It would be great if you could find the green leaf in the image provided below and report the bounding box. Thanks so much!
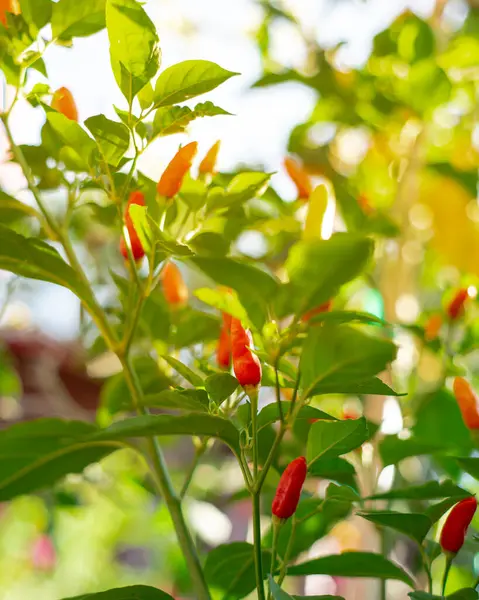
[425,497,463,525]
[153,60,238,107]
[257,403,335,431]
[380,436,448,466]
[457,457,479,480]
[204,542,271,600]
[171,310,220,348]
[47,112,96,168]
[268,576,346,600]
[307,377,402,398]
[153,101,231,138]
[409,590,478,600]
[0,419,122,501]
[140,390,208,412]
[189,232,229,256]
[85,114,130,167]
[189,256,279,329]
[205,373,239,405]
[106,0,160,103]
[308,457,358,489]
[359,510,432,544]
[94,413,240,455]
[288,552,414,587]
[161,355,204,387]
[63,585,174,599]
[307,418,369,465]
[20,0,52,31]
[179,175,208,211]
[138,82,154,110]
[194,100,231,117]
[368,480,471,501]
[0,225,96,313]
[0,192,39,223]
[207,172,272,211]
[300,325,396,400]
[307,310,388,327]
[283,234,374,316]
[51,0,106,40]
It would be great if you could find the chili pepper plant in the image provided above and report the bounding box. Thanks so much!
[1,1,479,599]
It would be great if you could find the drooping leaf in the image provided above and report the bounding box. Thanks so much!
[287,552,414,587]
[153,60,238,107]
[85,114,130,167]
[368,480,471,501]
[300,325,396,399]
[106,0,160,102]
[62,585,174,599]
[0,419,123,501]
[307,418,369,465]
[51,0,106,40]
[93,413,241,456]
[281,233,374,316]
[358,510,432,544]
[204,542,271,600]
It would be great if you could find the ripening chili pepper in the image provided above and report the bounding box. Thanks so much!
[51,87,78,121]
[120,191,146,262]
[447,288,469,320]
[440,496,477,554]
[230,317,262,389]
[157,142,198,199]
[199,140,220,176]
[272,456,307,520]
[453,377,479,430]
[424,313,442,341]
[161,261,188,307]
[0,0,19,26]
[216,312,232,369]
[283,157,312,201]
[302,300,333,322]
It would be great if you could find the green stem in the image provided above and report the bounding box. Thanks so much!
[277,516,297,587]
[442,554,453,596]
[252,491,266,600]
[120,357,211,600]
[180,439,209,499]
[268,518,282,599]
[380,527,387,600]
[274,356,284,424]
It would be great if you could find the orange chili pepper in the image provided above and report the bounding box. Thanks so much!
[283,156,312,201]
[302,300,333,322]
[199,140,220,175]
[120,191,146,262]
[161,261,188,307]
[453,377,479,430]
[216,312,232,369]
[447,288,469,320]
[424,313,442,341]
[358,194,373,215]
[157,142,198,199]
[0,0,19,26]
[230,317,261,389]
[51,87,79,121]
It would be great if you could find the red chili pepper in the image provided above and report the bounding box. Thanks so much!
[199,140,220,175]
[157,142,198,199]
[447,288,469,320]
[453,377,479,430]
[272,456,307,520]
[283,157,312,201]
[120,191,146,261]
[0,0,19,26]
[230,317,261,389]
[161,261,188,307]
[51,87,79,121]
[216,312,232,369]
[302,300,332,322]
[440,496,477,554]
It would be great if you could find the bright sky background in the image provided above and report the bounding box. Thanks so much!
[0,0,444,338]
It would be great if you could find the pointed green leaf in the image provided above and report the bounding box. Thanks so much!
[307,418,368,465]
[47,112,96,168]
[368,480,471,501]
[52,0,106,40]
[85,114,130,166]
[358,510,432,544]
[20,0,52,31]
[269,575,346,600]
[62,585,174,599]
[288,552,414,587]
[106,0,160,102]
[153,60,238,107]
[205,373,239,405]
[207,172,272,211]
[161,355,204,387]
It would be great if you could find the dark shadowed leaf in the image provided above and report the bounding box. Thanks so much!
[62,585,174,599]
[368,480,471,501]
[205,542,271,600]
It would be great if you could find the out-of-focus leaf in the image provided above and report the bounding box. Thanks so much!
[358,510,432,544]
[51,0,105,40]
